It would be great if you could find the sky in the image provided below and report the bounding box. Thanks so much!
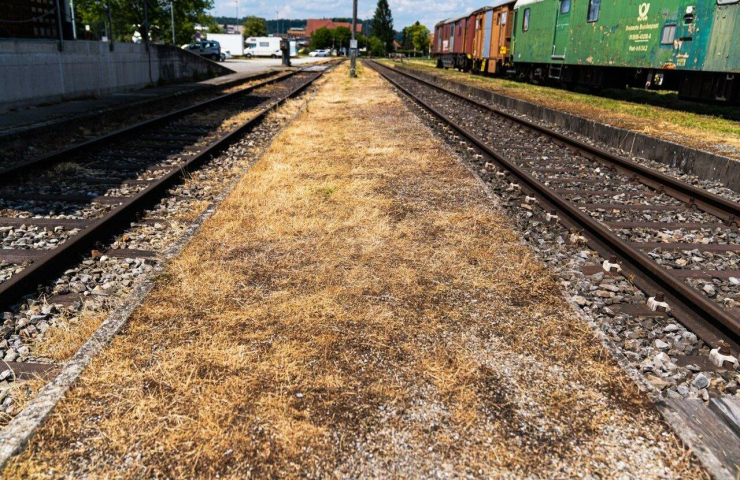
[210,0,494,31]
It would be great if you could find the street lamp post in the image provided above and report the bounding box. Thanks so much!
[69,0,77,39]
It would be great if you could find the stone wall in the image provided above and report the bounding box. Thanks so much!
[0,40,233,111]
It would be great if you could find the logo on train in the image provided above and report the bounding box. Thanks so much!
[638,2,651,21]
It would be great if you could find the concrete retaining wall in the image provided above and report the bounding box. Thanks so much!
[0,40,233,111]
[396,66,740,193]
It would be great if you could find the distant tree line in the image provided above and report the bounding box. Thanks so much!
[73,0,220,45]
[310,0,397,57]
[217,0,428,58]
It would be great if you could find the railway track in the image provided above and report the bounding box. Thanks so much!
[367,59,740,354]
[0,64,330,320]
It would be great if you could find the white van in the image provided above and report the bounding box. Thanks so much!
[245,37,281,58]
[245,37,298,58]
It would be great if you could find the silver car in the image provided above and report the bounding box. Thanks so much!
[184,41,222,61]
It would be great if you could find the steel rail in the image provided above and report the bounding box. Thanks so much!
[373,61,740,224]
[0,68,329,312]
[367,59,740,352]
[0,70,299,184]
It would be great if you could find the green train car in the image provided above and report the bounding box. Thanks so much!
[511,0,740,102]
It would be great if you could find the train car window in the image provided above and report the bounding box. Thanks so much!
[501,12,507,25]
[523,8,530,31]
[561,0,571,14]
[587,0,600,22]
[661,23,676,44]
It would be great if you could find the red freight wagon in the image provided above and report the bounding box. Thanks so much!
[433,15,470,70]
[465,11,477,58]
[434,1,516,75]
[452,16,465,54]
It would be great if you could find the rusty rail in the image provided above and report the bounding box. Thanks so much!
[0,66,331,312]
[367,59,740,352]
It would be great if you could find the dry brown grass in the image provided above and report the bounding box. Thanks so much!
[3,64,707,479]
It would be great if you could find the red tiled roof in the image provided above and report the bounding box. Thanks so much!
[305,19,362,36]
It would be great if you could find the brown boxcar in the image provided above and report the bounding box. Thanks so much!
[452,16,466,55]
[434,15,471,70]
[486,0,515,74]
[437,1,515,75]
[464,11,477,58]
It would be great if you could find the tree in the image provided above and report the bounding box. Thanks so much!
[243,16,267,37]
[310,27,332,50]
[75,0,216,45]
[367,36,384,57]
[371,0,394,54]
[331,26,352,51]
[410,22,430,55]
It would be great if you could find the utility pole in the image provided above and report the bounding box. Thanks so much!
[350,0,357,77]
[54,0,64,50]
[106,0,114,50]
[235,0,239,26]
[170,0,176,45]
[142,0,149,51]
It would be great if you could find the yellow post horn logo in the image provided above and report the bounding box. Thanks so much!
[638,3,650,21]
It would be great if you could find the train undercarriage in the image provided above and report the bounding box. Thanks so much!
[434,56,739,104]
[512,63,739,104]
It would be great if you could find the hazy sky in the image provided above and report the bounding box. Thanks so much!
[210,0,494,30]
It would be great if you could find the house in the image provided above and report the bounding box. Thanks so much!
[287,27,308,40]
[305,19,362,37]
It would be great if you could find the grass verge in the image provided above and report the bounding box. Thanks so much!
[387,59,740,160]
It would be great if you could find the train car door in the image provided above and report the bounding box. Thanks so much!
[496,10,510,58]
[552,0,571,59]
[482,9,494,58]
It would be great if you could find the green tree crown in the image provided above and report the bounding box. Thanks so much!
[243,16,268,37]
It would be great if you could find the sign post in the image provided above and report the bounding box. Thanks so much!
[350,0,358,77]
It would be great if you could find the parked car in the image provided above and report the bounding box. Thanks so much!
[183,40,221,61]
[219,50,232,62]
[309,49,329,57]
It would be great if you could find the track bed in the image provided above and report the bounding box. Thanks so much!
[0,61,706,480]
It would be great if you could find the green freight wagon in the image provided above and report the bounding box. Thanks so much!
[511,0,740,102]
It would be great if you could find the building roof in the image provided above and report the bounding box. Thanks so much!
[305,19,363,36]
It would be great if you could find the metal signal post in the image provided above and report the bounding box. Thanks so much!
[350,0,357,77]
